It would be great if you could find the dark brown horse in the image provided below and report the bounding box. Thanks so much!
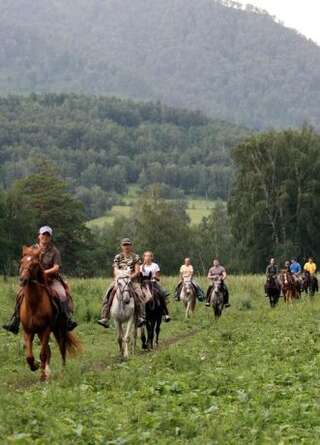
[19,246,80,380]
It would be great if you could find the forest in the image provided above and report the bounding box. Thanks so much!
[1,0,320,129]
[1,126,319,276]
[0,94,248,218]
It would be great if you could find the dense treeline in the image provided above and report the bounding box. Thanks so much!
[0,94,248,218]
[1,128,319,276]
[0,168,232,276]
[1,0,320,128]
[229,127,320,272]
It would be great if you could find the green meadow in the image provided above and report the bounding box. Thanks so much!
[1,275,320,444]
[87,199,216,228]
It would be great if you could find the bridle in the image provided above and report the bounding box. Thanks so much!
[115,276,132,303]
[19,255,44,287]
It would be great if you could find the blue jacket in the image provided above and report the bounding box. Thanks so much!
[290,261,301,274]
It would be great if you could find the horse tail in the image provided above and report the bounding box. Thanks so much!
[53,328,82,364]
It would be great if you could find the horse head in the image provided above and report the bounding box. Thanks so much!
[115,270,132,305]
[19,246,44,287]
[213,277,223,293]
[183,277,193,295]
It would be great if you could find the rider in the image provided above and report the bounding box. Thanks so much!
[290,258,302,275]
[174,258,203,301]
[303,257,319,289]
[3,226,77,334]
[97,238,145,329]
[284,260,291,272]
[174,258,194,300]
[304,257,317,275]
[290,258,302,287]
[265,258,280,295]
[140,251,171,322]
[206,258,230,308]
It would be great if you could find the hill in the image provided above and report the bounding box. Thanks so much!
[0,94,248,218]
[1,0,320,128]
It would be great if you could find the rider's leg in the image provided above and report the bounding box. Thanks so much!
[159,293,171,321]
[3,289,22,334]
[205,285,212,306]
[3,290,23,334]
[154,283,171,321]
[98,285,115,328]
[132,282,146,327]
[175,282,182,301]
[52,280,77,331]
[223,285,231,308]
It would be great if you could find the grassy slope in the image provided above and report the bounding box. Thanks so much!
[1,276,320,444]
[87,199,216,228]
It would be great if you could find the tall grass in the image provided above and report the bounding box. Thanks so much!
[0,275,319,444]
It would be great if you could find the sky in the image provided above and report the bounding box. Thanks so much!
[237,1,320,45]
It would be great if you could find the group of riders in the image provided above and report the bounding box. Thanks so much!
[265,256,318,296]
[2,227,231,335]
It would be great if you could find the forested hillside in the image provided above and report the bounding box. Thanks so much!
[0,94,248,217]
[1,0,320,128]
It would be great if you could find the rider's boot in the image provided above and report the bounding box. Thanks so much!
[159,294,171,322]
[205,286,212,307]
[60,301,77,331]
[224,289,231,308]
[3,307,20,335]
[137,303,146,328]
[98,290,115,328]
[97,317,110,328]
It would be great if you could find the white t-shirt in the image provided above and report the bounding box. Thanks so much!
[141,262,160,278]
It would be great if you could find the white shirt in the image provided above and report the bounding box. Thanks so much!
[141,262,160,278]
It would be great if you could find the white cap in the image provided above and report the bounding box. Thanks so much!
[39,226,53,236]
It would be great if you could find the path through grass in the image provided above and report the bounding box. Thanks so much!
[1,276,320,444]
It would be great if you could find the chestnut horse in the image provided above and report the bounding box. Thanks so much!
[280,271,298,304]
[19,246,80,380]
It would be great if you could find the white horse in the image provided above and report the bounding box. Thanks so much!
[180,277,197,319]
[110,271,136,360]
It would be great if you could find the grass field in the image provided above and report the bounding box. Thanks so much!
[87,199,216,228]
[1,276,320,444]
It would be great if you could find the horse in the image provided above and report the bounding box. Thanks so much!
[19,246,80,381]
[280,271,299,304]
[140,279,163,350]
[180,276,197,319]
[208,277,225,318]
[302,271,318,297]
[110,270,136,360]
[265,275,281,308]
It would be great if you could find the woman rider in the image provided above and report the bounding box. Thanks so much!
[3,226,77,334]
[141,251,171,322]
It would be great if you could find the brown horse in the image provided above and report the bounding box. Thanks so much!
[280,271,298,304]
[19,246,80,380]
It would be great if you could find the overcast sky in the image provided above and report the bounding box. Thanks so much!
[237,1,320,44]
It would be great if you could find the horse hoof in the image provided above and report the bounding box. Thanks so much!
[27,359,40,372]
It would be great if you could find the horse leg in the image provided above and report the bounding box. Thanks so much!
[185,301,190,319]
[38,329,51,381]
[24,332,39,372]
[133,326,137,355]
[155,318,161,347]
[117,322,123,357]
[140,326,148,350]
[123,318,134,360]
[148,319,155,349]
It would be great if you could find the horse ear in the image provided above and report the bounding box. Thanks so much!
[22,246,29,256]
